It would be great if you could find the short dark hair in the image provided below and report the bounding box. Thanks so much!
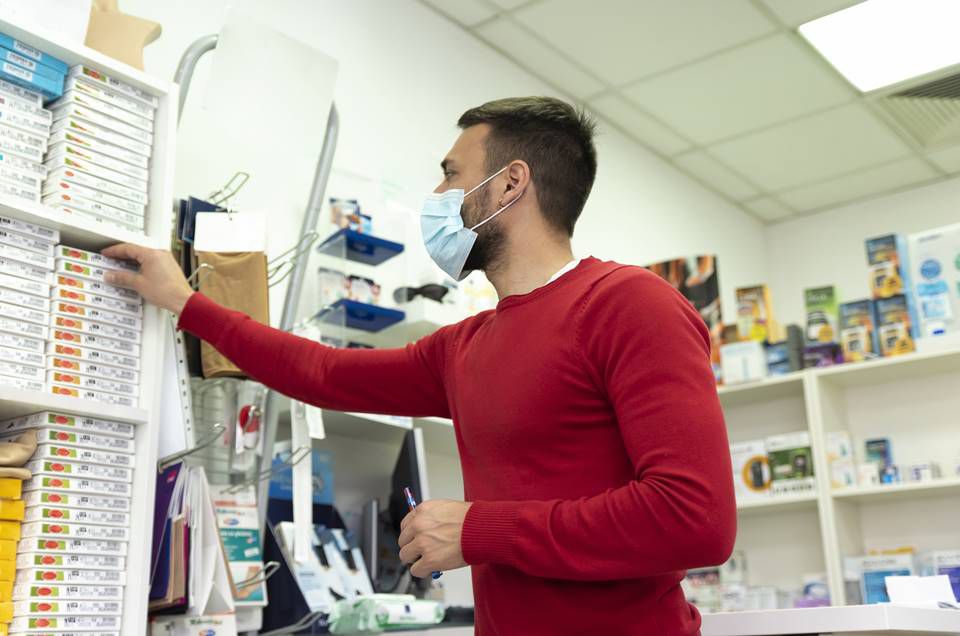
[458,97,597,237]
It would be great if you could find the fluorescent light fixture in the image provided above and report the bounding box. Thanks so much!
[799,0,960,92]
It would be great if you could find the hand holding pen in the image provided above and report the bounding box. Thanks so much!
[403,486,443,579]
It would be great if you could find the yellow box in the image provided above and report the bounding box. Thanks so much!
[0,481,19,501]
[0,542,12,562]
[0,620,7,634]
[0,601,11,622]
[0,523,18,542]
[0,501,23,523]
[0,580,10,602]
[0,562,12,582]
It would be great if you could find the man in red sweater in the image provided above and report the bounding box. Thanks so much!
[105,97,735,635]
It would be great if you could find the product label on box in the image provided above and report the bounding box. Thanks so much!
[12,598,123,615]
[0,241,49,270]
[57,90,153,132]
[10,615,122,630]
[0,412,135,438]
[49,383,137,408]
[50,103,152,146]
[35,445,133,469]
[48,356,139,384]
[54,274,140,302]
[20,521,129,541]
[53,300,141,329]
[17,552,125,571]
[22,490,130,513]
[51,314,140,343]
[54,246,136,272]
[44,154,146,193]
[51,116,151,163]
[0,299,46,324]
[44,176,145,214]
[9,428,135,453]
[48,342,139,371]
[23,475,131,497]
[48,142,149,182]
[17,568,124,586]
[70,65,159,108]
[46,195,145,230]
[52,286,141,318]
[47,370,138,398]
[47,164,148,206]
[0,227,52,256]
[13,582,123,601]
[0,344,42,366]
[0,78,42,108]
[47,127,149,170]
[0,328,43,353]
[0,315,46,339]
[52,328,138,355]
[0,255,50,284]
[25,459,132,483]
[23,504,130,527]
[66,74,155,119]
[0,270,47,297]
[18,537,127,557]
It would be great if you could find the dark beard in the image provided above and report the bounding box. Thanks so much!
[462,184,507,273]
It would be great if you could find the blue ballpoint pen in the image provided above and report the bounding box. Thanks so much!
[404,486,443,579]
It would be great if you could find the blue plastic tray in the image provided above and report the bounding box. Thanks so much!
[316,299,405,333]
[316,229,404,266]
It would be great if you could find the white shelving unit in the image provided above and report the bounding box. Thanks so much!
[0,15,177,636]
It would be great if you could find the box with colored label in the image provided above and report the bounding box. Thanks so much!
[20,520,130,541]
[48,384,137,408]
[12,582,123,601]
[22,475,131,497]
[16,567,125,586]
[0,411,135,438]
[2,427,134,452]
[34,444,133,469]
[44,153,146,194]
[47,127,148,172]
[51,286,141,318]
[858,554,915,604]
[46,165,148,206]
[908,223,960,338]
[10,614,122,631]
[24,504,129,527]
[51,114,151,161]
[12,598,122,617]
[730,439,770,501]
[52,89,152,132]
[68,65,158,109]
[48,356,139,384]
[47,143,149,182]
[18,537,126,556]
[804,286,838,344]
[47,342,139,371]
[0,300,47,326]
[44,173,146,215]
[47,370,138,399]
[52,299,142,330]
[25,458,132,483]
[64,73,154,120]
[50,327,138,356]
[919,550,960,601]
[876,294,916,356]
[50,314,140,343]
[0,34,67,75]
[17,551,125,571]
[838,299,880,362]
[50,102,151,146]
[22,490,130,513]
[53,246,136,273]
[766,431,816,496]
[53,273,139,303]
[0,46,63,83]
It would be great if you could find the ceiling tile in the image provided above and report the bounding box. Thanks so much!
[487,0,531,9]
[622,34,853,145]
[512,0,775,86]
[743,197,795,222]
[709,103,912,191]
[777,157,939,211]
[674,151,760,200]
[926,145,960,173]
[422,0,498,26]
[474,17,606,98]
[761,0,863,28]
[589,94,691,156]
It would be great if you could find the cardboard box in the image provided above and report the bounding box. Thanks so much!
[46,202,144,235]
[12,598,123,617]
[17,536,126,557]
[10,615,122,631]
[0,101,50,136]
[804,286,839,344]
[68,65,158,109]
[766,431,816,496]
[47,370,138,398]
[22,490,130,513]
[0,359,43,382]
[865,438,893,466]
[0,177,38,203]
[839,300,880,362]
[0,314,47,340]
[16,567,125,586]
[46,193,146,229]
[0,128,42,162]
[908,223,960,338]
[16,552,125,572]
[52,286,142,318]
[47,142,149,182]
[0,411,135,439]
[52,89,152,132]
[0,344,42,367]
[0,161,41,194]
[25,458,132,483]
[23,474,131,497]
[50,103,152,146]
[0,61,61,101]
[23,504,130,527]
[2,427,135,453]
[51,114,151,159]
[48,383,137,408]
[0,271,47,298]
[0,46,63,83]
[735,285,778,342]
[48,357,139,384]
[52,274,139,303]
[0,77,41,107]
[0,300,46,325]
[44,175,146,216]
[54,258,132,286]
[46,165,148,206]
[52,299,142,330]
[21,520,129,542]
[876,294,915,356]
[34,443,133,468]
[44,153,147,193]
[47,341,139,371]
[858,554,915,604]
[50,313,140,343]
[919,550,960,601]
[0,329,43,354]
[720,341,767,385]
[0,255,50,284]
[0,34,67,75]
[64,74,154,120]
[0,284,48,312]
[54,246,137,272]
[1,241,54,270]
[730,440,770,501]
[12,582,123,601]
[50,328,139,357]
[0,120,45,153]
[48,127,148,171]
[0,228,53,256]
[0,150,43,180]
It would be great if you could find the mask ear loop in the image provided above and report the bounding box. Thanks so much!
[464,165,508,198]
[470,188,524,231]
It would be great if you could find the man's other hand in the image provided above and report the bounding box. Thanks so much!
[101,243,194,315]
[398,499,471,578]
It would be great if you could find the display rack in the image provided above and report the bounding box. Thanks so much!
[0,13,178,636]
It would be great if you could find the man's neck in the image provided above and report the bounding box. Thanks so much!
[485,239,575,300]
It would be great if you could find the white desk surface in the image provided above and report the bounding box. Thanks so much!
[701,605,960,635]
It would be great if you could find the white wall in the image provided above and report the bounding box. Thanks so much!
[765,176,960,327]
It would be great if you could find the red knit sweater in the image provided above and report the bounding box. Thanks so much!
[178,257,736,635]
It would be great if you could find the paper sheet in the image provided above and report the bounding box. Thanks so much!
[886,575,958,605]
[194,212,268,253]
[157,322,189,460]
[291,409,313,564]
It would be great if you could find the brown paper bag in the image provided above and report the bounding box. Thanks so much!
[195,251,270,378]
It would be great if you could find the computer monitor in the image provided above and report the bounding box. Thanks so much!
[360,498,378,585]
[389,428,430,537]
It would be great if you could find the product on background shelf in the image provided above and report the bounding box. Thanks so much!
[876,294,916,356]
[735,285,780,342]
[907,222,960,339]
[866,234,912,299]
[730,440,770,501]
[766,431,815,496]
[804,286,838,344]
[865,437,893,467]
[858,463,881,487]
[838,300,880,363]
[720,341,767,385]
[329,197,372,233]
[802,342,842,368]
[920,550,960,601]
[905,462,941,483]
[826,431,856,489]
[346,275,380,305]
[765,324,803,376]
[854,554,915,604]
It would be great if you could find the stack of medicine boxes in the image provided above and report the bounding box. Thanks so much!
[0,411,134,632]
[0,474,26,632]
[48,246,142,408]
[0,216,57,394]
[43,66,155,234]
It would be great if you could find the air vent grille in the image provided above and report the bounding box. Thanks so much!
[877,70,960,148]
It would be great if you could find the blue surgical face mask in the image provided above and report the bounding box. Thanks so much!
[420,166,523,281]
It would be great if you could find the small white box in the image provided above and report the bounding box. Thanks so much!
[0,410,135,439]
[47,341,139,371]
[0,147,44,180]
[17,536,127,557]
[0,358,43,382]
[858,463,881,486]
[52,89,153,132]
[0,129,42,161]
[730,439,770,501]
[65,74,155,120]
[0,76,42,107]
[2,427,135,454]
[0,314,47,340]
[44,153,147,193]
[11,598,123,616]
[54,257,126,285]
[0,160,41,192]
[16,566,126,586]
[46,165,147,206]
[52,299,141,330]
[0,270,48,297]
[48,383,137,408]
[0,227,53,256]
[0,299,47,325]
[0,100,50,135]
[33,443,133,470]
[47,142,149,182]
[48,127,148,170]
[54,245,136,272]
[23,473,132,496]
[12,581,124,601]
[0,372,43,392]
[831,459,857,489]
[0,328,44,354]
[68,64,159,108]
[52,273,139,303]
[0,254,51,284]
[48,356,139,384]
[0,121,45,152]
[51,113,151,161]
[50,327,139,357]
[10,615,122,632]
[0,241,52,269]
[47,369,139,398]
[46,191,145,228]
[16,551,126,571]
[44,176,145,216]
[721,341,769,385]
[21,518,130,541]
[22,490,131,512]
[0,344,43,367]
[24,502,131,526]
[0,177,38,203]
[47,202,144,235]
[51,312,140,343]
[0,213,57,243]
[50,102,153,146]
[0,283,49,311]
[52,285,141,318]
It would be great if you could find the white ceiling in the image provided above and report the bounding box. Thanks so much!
[419,0,956,223]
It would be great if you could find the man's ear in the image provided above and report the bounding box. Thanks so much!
[501,160,530,205]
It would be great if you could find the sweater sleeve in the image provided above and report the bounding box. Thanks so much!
[177,292,451,418]
[460,268,736,580]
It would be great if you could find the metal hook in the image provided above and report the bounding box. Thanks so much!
[209,172,250,206]
[260,611,325,636]
[234,560,280,589]
[186,263,215,289]
[224,446,311,494]
[268,232,320,287]
[157,425,226,472]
